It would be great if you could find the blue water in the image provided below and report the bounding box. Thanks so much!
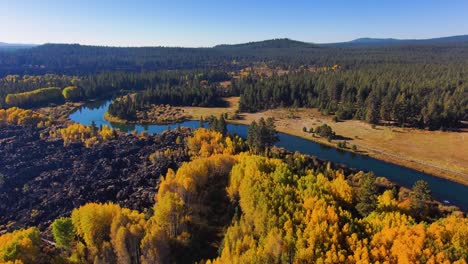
[69,100,468,211]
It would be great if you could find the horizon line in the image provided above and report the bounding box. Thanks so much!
[2,34,467,49]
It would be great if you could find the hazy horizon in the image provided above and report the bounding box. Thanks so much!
[2,0,468,47]
[3,34,468,48]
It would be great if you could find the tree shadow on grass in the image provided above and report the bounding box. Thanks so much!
[334,134,353,140]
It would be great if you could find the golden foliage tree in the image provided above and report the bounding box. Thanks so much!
[140,221,169,264]
[144,153,237,262]
[187,128,236,157]
[0,107,48,128]
[0,227,42,264]
[58,123,116,147]
[71,202,146,264]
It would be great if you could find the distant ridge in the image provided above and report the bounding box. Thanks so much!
[214,38,316,49]
[213,35,468,49]
[351,38,401,43]
[344,35,468,46]
[2,35,467,50]
[0,42,37,46]
[0,42,37,50]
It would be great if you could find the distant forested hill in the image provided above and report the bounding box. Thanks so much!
[214,38,316,49]
[1,37,468,76]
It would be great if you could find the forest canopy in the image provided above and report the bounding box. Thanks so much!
[0,39,467,130]
[1,39,468,76]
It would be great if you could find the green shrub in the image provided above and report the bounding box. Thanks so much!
[62,86,81,101]
[315,124,335,140]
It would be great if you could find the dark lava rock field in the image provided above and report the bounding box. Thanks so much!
[0,125,191,232]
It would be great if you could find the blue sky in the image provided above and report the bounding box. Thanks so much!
[1,0,467,47]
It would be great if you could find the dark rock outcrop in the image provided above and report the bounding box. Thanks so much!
[0,125,190,232]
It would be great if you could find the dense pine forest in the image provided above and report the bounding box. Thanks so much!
[106,71,230,120]
[0,38,467,76]
[1,65,466,130]
[238,64,467,130]
[1,39,467,129]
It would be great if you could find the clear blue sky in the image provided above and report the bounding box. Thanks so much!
[1,0,467,47]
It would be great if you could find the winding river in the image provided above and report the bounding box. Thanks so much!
[69,100,468,211]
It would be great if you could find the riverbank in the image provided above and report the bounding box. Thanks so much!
[67,99,468,210]
[179,97,468,186]
[52,97,467,186]
[248,118,467,186]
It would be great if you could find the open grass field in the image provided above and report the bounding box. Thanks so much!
[181,97,468,185]
[182,97,240,119]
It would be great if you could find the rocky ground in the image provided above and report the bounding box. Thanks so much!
[135,104,191,124]
[105,104,191,124]
[0,124,191,232]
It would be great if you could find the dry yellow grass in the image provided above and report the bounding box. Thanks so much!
[182,97,240,119]
[181,97,468,185]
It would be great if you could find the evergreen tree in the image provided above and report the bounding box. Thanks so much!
[217,115,227,135]
[247,118,278,154]
[199,116,204,128]
[90,120,98,137]
[356,172,378,216]
[410,180,432,219]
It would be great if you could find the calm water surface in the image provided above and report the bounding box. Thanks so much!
[69,100,468,211]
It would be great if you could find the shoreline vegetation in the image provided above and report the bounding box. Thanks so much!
[54,96,466,186]
[237,122,468,186]
[178,97,468,186]
[261,121,468,186]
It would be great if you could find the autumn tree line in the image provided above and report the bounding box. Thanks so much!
[0,120,467,263]
[0,107,117,148]
[1,85,82,109]
[0,74,76,102]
